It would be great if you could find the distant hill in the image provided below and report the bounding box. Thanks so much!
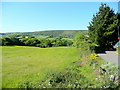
[1,30,88,38]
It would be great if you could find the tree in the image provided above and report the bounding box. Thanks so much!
[61,39,73,46]
[2,37,13,45]
[24,38,40,46]
[2,38,9,45]
[73,34,88,48]
[10,37,22,45]
[38,39,52,48]
[88,3,119,51]
[2,37,21,46]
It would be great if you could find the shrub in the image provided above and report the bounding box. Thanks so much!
[89,53,99,60]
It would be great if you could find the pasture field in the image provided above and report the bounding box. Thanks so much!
[2,46,118,88]
[2,46,79,88]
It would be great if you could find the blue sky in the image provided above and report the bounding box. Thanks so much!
[1,2,118,33]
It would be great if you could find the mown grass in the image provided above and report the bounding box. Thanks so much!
[2,46,79,88]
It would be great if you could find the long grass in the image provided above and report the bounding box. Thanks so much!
[2,46,116,88]
[2,46,79,88]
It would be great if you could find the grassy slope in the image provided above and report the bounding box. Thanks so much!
[2,46,79,88]
[1,30,88,38]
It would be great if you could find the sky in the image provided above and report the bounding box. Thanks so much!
[1,2,118,33]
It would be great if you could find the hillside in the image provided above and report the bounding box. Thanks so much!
[1,30,88,38]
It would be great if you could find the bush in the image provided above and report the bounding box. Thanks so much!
[1,37,73,48]
[116,47,120,54]
[2,37,22,46]
[24,38,40,46]
[38,39,52,48]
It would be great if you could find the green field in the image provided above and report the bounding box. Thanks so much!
[2,46,79,88]
[2,46,118,88]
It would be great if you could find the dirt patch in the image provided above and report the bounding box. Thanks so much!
[94,68,101,76]
[74,62,87,66]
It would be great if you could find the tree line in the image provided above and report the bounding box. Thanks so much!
[0,37,73,48]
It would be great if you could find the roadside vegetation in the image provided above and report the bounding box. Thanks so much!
[116,47,120,54]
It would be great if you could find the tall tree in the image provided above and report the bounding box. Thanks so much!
[88,3,119,51]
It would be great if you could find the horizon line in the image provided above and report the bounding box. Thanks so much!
[0,29,88,33]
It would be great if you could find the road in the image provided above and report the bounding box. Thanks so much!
[97,51,119,65]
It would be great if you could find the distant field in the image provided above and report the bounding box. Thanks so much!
[2,46,79,88]
[1,30,88,38]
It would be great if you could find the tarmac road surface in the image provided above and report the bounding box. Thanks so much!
[97,51,119,65]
